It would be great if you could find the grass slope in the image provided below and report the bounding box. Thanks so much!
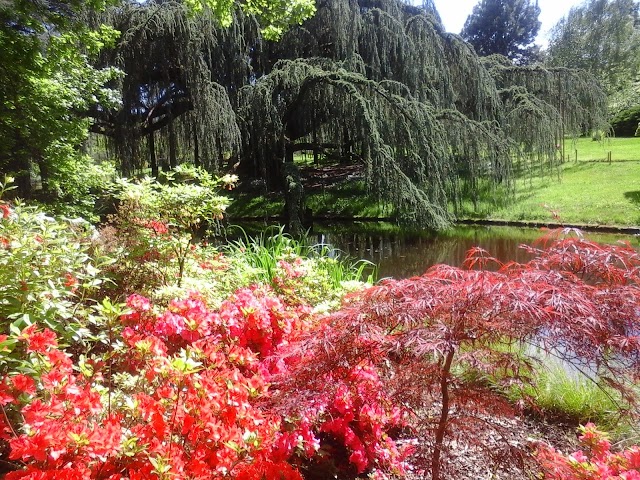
[461,137,640,227]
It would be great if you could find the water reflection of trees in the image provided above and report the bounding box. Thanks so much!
[318,226,634,279]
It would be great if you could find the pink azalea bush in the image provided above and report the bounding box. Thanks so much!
[537,423,640,479]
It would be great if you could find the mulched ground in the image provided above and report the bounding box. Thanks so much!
[299,412,578,479]
[300,163,364,190]
[402,414,578,480]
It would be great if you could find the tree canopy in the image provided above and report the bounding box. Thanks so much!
[87,0,607,230]
[546,0,640,101]
[0,0,609,230]
[0,0,317,199]
[0,0,120,197]
[461,0,541,65]
[182,0,316,39]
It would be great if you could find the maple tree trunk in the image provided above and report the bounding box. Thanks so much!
[432,348,455,480]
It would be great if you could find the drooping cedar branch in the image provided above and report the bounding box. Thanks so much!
[88,1,250,175]
[239,59,455,229]
[483,55,608,163]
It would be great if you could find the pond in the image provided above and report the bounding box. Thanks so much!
[225,221,638,380]
[311,223,639,279]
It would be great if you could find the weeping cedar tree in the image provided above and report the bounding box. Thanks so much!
[88,1,249,176]
[91,0,607,230]
[269,234,640,480]
[461,0,542,65]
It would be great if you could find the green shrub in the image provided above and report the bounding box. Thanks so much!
[223,226,376,308]
[98,166,236,296]
[28,158,119,223]
[609,105,640,137]
[0,178,113,361]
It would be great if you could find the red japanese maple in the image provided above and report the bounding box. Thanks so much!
[270,234,640,480]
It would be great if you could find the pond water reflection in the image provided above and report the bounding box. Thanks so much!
[313,223,638,279]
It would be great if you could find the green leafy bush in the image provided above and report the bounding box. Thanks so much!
[35,159,118,222]
[0,178,112,372]
[98,166,236,297]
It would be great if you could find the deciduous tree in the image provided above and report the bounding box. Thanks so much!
[0,0,120,197]
[546,0,640,99]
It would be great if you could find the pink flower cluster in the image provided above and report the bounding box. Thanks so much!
[538,423,640,479]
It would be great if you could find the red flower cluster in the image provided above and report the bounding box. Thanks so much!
[2,286,409,479]
[0,202,11,219]
[537,423,640,479]
[214,286,311,359]
[144,220,169,235]
[270,358,410,476]
[64,273,79,292]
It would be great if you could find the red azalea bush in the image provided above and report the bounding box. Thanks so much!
[537,423,640,479]
[1,312,286,479]
[1,285,409,479]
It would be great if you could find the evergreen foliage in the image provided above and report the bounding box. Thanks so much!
[91,0,608,229]
[89,2,248,175]
[460,0,541,65]
[483,58,608,166]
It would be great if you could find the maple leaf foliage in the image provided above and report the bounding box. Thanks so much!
[270,235,640,480]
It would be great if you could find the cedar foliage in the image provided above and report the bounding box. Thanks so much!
[269,233,640,479]
[91,0,608,229]
[89,1,249,175]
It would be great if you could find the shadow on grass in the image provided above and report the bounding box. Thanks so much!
[624,191,640,206]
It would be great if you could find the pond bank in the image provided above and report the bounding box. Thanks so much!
[457,218,640,235]
[228,215,640,235]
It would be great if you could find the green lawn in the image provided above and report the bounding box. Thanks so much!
[567,136,640,162]
[461,137,640,227]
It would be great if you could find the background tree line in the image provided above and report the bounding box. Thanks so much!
[3,0,637,230]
